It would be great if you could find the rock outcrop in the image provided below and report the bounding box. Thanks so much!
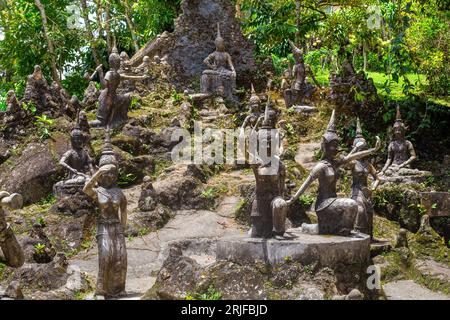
[129,0,256,90]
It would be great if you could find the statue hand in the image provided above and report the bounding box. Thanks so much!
[374,136,381,151]
[286,198,295,206]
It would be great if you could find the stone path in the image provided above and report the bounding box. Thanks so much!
[383,280,450,300]
[295,142,321,171]
[70,197,244,300]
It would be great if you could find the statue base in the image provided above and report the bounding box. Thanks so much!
[381,169,432,185]
[216,228,370,267]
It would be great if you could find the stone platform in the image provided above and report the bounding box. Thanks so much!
[216,229,370,267]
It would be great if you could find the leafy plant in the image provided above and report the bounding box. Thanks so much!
[185,286,222,300]
[34,243,47,255]
[34,114,54,140]
[0,91,6,111]
[118,169,137,187]
[201,187,217,199]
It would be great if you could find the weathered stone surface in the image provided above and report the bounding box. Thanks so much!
[138,164,211,211]
[383,280,450,300]
[0,133,70,204]
[129,0,256,90]
[216,229,370,267]
[421,192,450,217]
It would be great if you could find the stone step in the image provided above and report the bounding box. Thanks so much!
[383,280,450,300]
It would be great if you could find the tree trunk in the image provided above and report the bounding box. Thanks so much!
[123,0,139,52]
[34,0,60,85]
[363,42,367,72]
[80,0,102,67]
[295,0,301,46]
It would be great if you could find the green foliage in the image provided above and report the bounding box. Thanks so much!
[34,243,46,255]
[0,91,6,111]
[201,187,217,199]
[117,169,137,187]
[0,262,5,281]
[185,285,222,300]
[298,194,314,207]
[34,114,54,140]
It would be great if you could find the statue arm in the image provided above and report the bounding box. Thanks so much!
[398,141,417,169]
[83,170,102,200]
[369,164,382,191]
[227,54,236,75]
[92,65,106,88]
[287,165,321,205]
[120,73,148,81]
[204,54,215,69]
[380,144,394,174]
[120,193,127,229]
[59,152,80,176]
[342,136,381,164]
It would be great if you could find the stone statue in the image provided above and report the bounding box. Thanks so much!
[201,23,236,100]
[348,118,382,239]
[283,40,320,108]
[241,84,262,130]
[22,65,51,114]
[54,121,95,198]
[380,106,431,183]
[90,46,148,129]
[248,99,288,239]
[0,192,25,268]
[287,110,381,236]
[83,130,128,298]
[2,90,26,125]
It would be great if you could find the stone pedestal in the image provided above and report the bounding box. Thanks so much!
[216,229,370,267]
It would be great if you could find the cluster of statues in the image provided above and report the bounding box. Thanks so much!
[245,100,426,240]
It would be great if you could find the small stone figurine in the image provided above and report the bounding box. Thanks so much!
[201,23,236,100]
[379,106,430,183]
[53,119,95,198]
[349,118,383,239]
[83,130,128,298]
[287,110,381,236]
[90,45,148,129]
[241,84,262,130]
[0,192,25,268]
[283,40,321,107]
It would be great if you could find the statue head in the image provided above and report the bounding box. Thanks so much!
[70,125,85,150]
[321,110,340,158]
[98,129,118,188]
[33,65,43,80]
[393,105,406,140]
[120,51,129,61]
[352,118,368,151]
[249,84,261,112]
[215,23,225,52]
[109,46,121,71]
[6,90,16,103]
[143,56,150,64]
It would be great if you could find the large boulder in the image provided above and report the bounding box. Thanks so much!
[129,0,256,90]
[0,133,70,204]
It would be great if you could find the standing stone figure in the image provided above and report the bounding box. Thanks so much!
[201,24,236,100]
[287,110,381,236]
[0,192,24,268]
[90,46,147,129]
[283,40,321,108]
[248,100,288,239]
[83,131,128,298]
[380,106,417,178]
[349,118,382,239]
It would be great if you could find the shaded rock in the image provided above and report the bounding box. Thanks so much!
[81,81,100,111]
[0,134,70,204]
[129,0,256,90]
[134,204,174,230]
[138,164,210,211]
[4,281,24,300]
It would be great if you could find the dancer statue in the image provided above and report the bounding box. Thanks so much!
[83,130,128,298]
[287,110,381,236]
[248,99,288,239]
[90,46,148,129]
[349,118,382,239]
